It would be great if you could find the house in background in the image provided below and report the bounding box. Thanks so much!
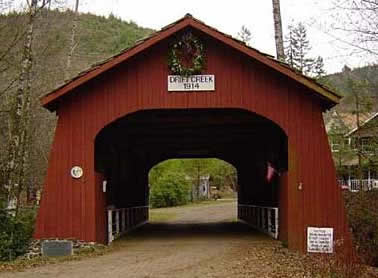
[185,175,211,200]
[326,111,378,191]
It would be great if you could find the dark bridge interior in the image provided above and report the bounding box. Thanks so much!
[95,108,288,209]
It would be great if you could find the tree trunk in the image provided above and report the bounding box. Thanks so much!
[65,0,79,80]
[355,94,364,190]
[3,1,37,215]
[272,0,285,61]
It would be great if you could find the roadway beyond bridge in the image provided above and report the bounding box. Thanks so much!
[2,201,308,278]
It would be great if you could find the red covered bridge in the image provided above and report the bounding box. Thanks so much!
[35,15,350,253]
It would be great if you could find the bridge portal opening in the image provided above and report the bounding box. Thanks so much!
[148,158,237,207]
[94,108,288,243]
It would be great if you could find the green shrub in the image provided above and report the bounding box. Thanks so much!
[0,208,36,261]
[343,190,378,266]
[150,173,190,208]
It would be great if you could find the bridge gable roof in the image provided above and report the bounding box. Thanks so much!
[41,14,341,111]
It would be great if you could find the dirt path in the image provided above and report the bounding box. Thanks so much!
[0,201,306,277]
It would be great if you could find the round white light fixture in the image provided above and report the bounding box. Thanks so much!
[71,166,83,179]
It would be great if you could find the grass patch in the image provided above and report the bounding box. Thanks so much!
[149,210,177,222]
[148,199,236,221]
[149,199,237,222]
[181,199,236,208]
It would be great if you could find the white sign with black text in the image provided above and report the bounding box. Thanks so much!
[307,227,334,253]
[168,75,215,91]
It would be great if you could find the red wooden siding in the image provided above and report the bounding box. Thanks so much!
[35,28,351,252]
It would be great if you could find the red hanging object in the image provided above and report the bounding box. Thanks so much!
[266,162,275,183]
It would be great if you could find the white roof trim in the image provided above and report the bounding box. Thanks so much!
[345,112,378,137]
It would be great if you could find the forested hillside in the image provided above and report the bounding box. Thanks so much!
[326,65,378,113]
[0,9,153,199]
[1,9,153,96]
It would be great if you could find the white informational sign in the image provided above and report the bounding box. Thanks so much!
[307,227,334,253]
[168,75,215,91]
[70,166,83,179]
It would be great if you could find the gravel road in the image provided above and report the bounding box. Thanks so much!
[2,201,374,278]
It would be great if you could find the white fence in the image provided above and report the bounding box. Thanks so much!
[238,205,279,239]
[339,179,378,192]
[107,206,149,244]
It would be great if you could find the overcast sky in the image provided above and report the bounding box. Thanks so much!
[23,0,375,73]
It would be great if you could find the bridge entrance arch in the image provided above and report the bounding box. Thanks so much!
[95,108,287,242]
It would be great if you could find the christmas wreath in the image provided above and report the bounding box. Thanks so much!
[168,32,205,76]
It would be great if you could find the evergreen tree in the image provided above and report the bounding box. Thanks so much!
[313,56,326,78]
[285,22,313,74]
[237,25,252,45]
[284,22,325,77]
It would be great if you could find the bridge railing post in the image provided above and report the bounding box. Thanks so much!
[274,208,279,239]
[121,208,126,233]
[106,205,149,244]
[115,210,120,236]
[108,210,113,244]
[237,204,279,240]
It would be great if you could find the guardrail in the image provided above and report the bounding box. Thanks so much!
[339,179,378,192]
[107,206,149,244]
[238,204,279,239]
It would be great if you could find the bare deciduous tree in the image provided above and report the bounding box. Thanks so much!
[332,0,378,56]
[1,0,52,213]
[0,0,13,13]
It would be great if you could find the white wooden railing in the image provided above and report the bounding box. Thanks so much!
[107,206,149,244]
[339,179,378,192]
[238,205,279,239]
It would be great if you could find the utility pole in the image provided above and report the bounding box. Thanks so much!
[272,0,285,61]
